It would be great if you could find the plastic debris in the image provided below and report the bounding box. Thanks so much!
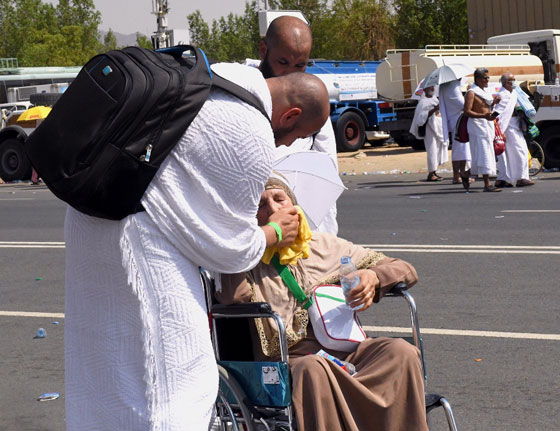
[420,210,427,212]
[52,321,60,325]
[494,216,504,218]
[35,277,42,281]
[354,152,366,159]
[440,238,449,241]
[341,172,348,176]
[35,328,47,338]
[37,392,59,402]
[512,190,523,193]
[409,195,421,199]
[474,358,482,362]
[391,232,397,236]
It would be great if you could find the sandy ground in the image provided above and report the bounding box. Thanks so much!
[337,142,452,177]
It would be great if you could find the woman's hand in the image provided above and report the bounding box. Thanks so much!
[345,269,379,312]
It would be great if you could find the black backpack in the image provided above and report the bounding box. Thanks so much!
[24,45,269,220]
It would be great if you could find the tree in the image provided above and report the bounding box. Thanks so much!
[312,0,395,60]
[103,29,118,52]
[187,1,260,62]
[393,0,468,49]
[136,33,153,49]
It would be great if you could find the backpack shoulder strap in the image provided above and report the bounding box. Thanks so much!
[211,72,271,124]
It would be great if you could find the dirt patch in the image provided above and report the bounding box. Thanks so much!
[337,143,453,176]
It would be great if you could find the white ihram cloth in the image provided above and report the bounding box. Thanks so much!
[494,87,530,183]
[245,58,339,235]
[410,95,449,172]
[467,85,496,175]
[65,62,274,430]
[439,79,471,162]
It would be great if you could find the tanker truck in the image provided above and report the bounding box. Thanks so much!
[306,60,393,152]
[375,43,544,150]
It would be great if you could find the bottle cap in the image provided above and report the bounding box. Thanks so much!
[340,256,351,264]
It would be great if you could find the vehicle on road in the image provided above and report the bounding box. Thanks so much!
[0,59,76,181]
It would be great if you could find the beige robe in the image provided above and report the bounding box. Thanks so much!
[218,233,427,431]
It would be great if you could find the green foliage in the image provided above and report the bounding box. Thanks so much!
[0,0,101,66]
[187,2,260,62]
[103,29,118,52]
[135,33,153,49]
[393,0,468,49]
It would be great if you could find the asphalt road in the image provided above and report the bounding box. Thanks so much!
[0,171,559,431]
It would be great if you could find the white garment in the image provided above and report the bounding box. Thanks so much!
[467,86,496,175]
[467,117,496,175]
[439,80,471,162]
[495,88,529,183]
[245,58,339,235]
[65,63,275,430]
[410,95,449,172]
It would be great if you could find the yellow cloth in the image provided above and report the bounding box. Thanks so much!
[261,206,312,265]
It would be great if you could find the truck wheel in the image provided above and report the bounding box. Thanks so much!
[539,126,560,168]
[29,92,61,107]
[336,112,366,152]
[0,138,32,181]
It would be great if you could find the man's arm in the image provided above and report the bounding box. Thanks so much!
[464,91,494,120]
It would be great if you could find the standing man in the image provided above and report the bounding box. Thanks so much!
[439,78,472,184]
[494,73,534,188]
[247,15,339,234]
[64,64,330,431]
[463,67,501,192]
[410,85,449,181]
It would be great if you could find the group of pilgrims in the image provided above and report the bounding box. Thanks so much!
[410,67,536,192]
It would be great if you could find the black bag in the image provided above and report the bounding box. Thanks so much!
[24,45,268,220]
[418,121,427,138]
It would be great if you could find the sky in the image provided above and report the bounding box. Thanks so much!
[47,0,251,35]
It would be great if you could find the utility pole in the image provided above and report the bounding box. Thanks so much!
[151,0,170,49]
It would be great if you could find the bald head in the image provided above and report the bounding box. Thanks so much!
[266,72,330,147]
[259,16,312,78]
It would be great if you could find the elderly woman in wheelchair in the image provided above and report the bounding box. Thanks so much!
[214,175,428,431]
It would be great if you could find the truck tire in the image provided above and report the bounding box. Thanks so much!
[538,126,560,168]
[0,138,32,181]
[29,92,61,107]
[336,112,366,152]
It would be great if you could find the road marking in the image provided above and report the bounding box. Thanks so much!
[2,242,560,254]
[501,210,560,213]
[357,244,560,254]
[0,311,64,318]
[363,326,560,340]
[0,198,34,201]
[0,241,65,249]
[2,311,558,341]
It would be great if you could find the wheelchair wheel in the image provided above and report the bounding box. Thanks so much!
[210,364,255,431]
[528,140,545,176]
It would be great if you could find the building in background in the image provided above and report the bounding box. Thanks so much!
[467,0,560,44]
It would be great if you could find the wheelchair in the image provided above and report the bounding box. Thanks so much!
[201,269,458,431]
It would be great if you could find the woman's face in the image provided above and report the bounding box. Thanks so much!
[257,188,294,226]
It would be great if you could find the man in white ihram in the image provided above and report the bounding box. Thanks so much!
[409,85,449,181]
[64,63,329,430]
[494,73,535,188]
[439,78,472,184]
[246,15,339,234]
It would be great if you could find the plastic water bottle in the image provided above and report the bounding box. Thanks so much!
[339,256,360,308]
[316,349,357,376]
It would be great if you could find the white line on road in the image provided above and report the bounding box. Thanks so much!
[501,210,560,213]
[0,198,34,201]
[2,311,558,341]
[363,326,560,340]
[0,311,64,318]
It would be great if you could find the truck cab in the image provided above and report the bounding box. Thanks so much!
[488,30,560,167]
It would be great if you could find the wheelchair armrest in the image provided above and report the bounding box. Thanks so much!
[388,282,409,296]
[212,302,274,316]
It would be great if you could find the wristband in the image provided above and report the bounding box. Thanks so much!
[266,222,282,244]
